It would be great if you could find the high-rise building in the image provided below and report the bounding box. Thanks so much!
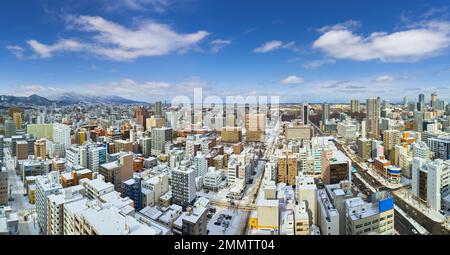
[4,118,16,138]
[296,173,317,225]
[99,153,134,192]
[135,107,150,128]
[303,103,309,125]
[366,98,380,139]
[0,166,7,206]
[151,127,172,155]
[403,96,408,108]
[317,188,339,235]
[418,94,425,111]
[322,103,330,124]
[171,167,196,208]
[345,193,395,235]
[35,171,62,235]
[277,153,299,186]
[383,130,401,160]
[139,137,152,157]
[155,101,163,117]
[245,113,266,142]
[412,158,450,211]
[34,139,47,160]
[427,135,450,160]
[12,112,22,129]
[350,100,360,113]
[53,123,71,149]
[123,176,143,211]
[193,153,208,177]
[16,140,29,160]
[431,92,437,108]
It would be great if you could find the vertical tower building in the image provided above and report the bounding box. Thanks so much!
[366,98,380,139]
[4,118,16,138]
[155,101,163,117]
[350,100,360,113]
[303,103,309,125]
[418,94,425,111]
[430,92,437,108]
[322,103,330,124]
[34,139,47,160]
[53,123,71,149]
[171,167,196,208]
[151,127,172,155]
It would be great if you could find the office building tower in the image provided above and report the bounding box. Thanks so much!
[12,112,22,129]
[322,103,330,124]
[403,96,408,108]
[139,137,152,157]
[4,118,16,138]
[193,153,208,177]
[321,148,351,185]
[135,107,150,128]
[350,100,360,113]
[427,136,450,160]
[303,103,309,125]
[0,136,3,162]
[99,153,134,192]
[171,167,196,208]
[146,116,165,130]
[16,140,28,160]
[87,145,107,172]
[47,186,84,235]
[366,98,380,139]
[383,130,401,160]
[411,141,431,160]
[0,167,7,206]
[245,113,266,142]
[296,174,317,225]
[317,189,339,235]
[345,193,395,235]
[53,123,71,149]
[412,158,450,211]
[277,153,299,186]
[155,101,163,117]
[357,138,372,161]
[418,94,425,111]
[35,171,62,235]
[123,176,143,211]
[431,92,437,108]
[151,127,172,155]
[34,139,47,160]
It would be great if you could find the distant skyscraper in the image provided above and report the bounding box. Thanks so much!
[322,103,330,124]
[155,101,163,117]
[53,123,71,149]
[303,103,309,125]
[350,100,360,113]
[431,92,437,108]
[418,94,425,111]
[366,98,380,139]
[403,96,408,108]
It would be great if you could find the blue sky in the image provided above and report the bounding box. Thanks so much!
[1,0,450,103]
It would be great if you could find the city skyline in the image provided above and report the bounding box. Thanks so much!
[1,0,450,103]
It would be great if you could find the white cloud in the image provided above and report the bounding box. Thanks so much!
[14,85,66,97]
[302,59,336,69]
[210,39,231,53]
[25,15,209,61]
[254,40,283,53]
[280,75,304,85]
[254,40,301,53]
[373,75,395,83]
[27,39,85,58]
[312,20,450,62]
[317,20,361,33]
[6,45,25,59]
[103,0,173,13]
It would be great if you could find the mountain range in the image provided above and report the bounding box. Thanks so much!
[0,93,147,106]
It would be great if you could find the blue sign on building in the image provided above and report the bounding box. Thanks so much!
[378,197,394,213]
